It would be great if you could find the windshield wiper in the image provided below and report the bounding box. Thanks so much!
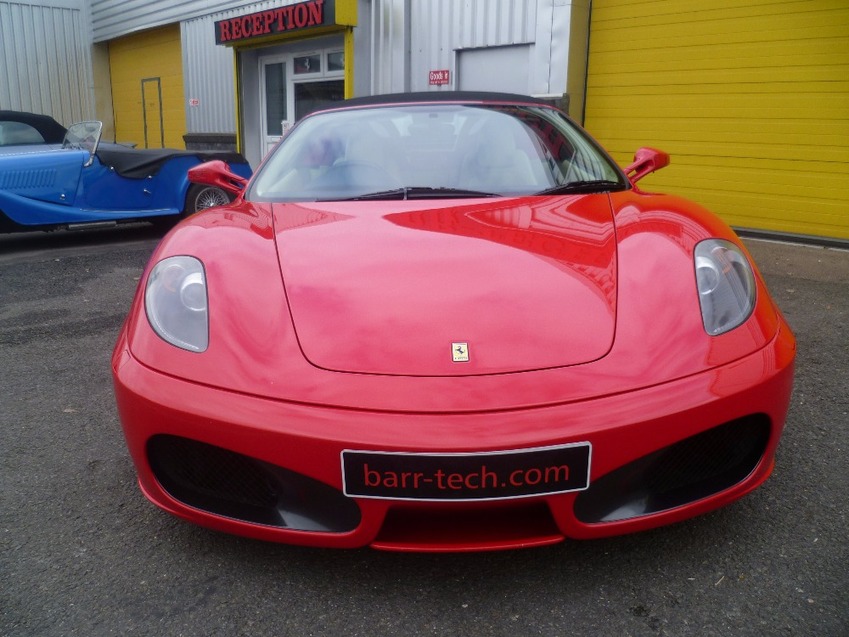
[319,186,501,202]
[404,186,500,199]
[533,180,625,196]
[319,188,407,201]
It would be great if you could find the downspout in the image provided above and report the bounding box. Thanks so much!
[580,0,593,126]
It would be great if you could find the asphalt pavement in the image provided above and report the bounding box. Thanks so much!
[1,227,847,636]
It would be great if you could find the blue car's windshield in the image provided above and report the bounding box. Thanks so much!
[248,103,627,201]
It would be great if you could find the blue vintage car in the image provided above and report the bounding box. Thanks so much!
[0,112,252,232]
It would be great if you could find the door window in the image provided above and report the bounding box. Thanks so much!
[264,62,287,137]
[294,80,345,120]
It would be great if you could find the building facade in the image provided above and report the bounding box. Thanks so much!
[1,0,846,240]
[83,0,589,168]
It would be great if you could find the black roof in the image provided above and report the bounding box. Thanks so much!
[0,110,67,143]
[319,91,556,112]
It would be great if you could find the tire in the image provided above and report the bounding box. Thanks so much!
[184,184,232,216]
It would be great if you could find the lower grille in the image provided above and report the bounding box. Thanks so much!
[372,501,563,552]
[574,415,771,523]
[147,435,360,533]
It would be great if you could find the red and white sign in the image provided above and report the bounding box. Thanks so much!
[429,69,450,86]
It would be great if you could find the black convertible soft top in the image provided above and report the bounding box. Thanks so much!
[316,91,555,112]
[95,146,248,179]
[0,110,67,144]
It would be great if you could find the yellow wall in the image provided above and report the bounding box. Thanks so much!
[584,0,849,240]
[109,24,186,149]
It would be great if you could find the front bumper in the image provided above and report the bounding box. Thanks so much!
[112,324,795,552]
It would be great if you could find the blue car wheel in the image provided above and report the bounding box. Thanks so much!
[185,184,232,216]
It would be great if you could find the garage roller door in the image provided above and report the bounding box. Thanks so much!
[584,0,849,240]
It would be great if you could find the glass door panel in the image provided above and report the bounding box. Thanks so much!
[294,80,345,120]
[262,60,289,157]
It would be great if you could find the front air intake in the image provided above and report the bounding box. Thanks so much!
[574,415,771,523]
[147,435,361,533]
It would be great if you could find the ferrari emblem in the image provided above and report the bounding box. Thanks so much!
[452,342,470,363]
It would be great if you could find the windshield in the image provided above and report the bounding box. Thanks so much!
[248,103,627,201]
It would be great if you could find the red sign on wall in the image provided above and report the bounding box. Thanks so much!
[215,0,330,45]
[429,69,450,86]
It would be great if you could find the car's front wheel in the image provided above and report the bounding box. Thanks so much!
[184,184,232,216]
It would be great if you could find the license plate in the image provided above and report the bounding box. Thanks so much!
[341,443,591,501]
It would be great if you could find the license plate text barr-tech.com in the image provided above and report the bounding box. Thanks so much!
[341,443,591,501]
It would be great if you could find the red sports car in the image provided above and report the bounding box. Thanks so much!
[112,92,795,551]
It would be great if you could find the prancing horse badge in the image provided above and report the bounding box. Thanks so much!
[452,342,470,363]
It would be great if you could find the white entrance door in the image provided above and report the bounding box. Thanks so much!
[259,48,346,159]
[260,58,291,158]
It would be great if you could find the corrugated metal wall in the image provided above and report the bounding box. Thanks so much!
[584,0,849,240]
[404,0,577,97]
[438,0,537,48]
[0,0,94,124]
[368,0,410,95]
[90,0,253,43]
[182,15,238,134]
[408,0,539,92]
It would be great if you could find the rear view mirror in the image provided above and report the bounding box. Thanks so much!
[623,147,670,186]
[188,160,249,196]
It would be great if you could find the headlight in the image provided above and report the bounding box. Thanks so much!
[694,239,756,336]
[145,256,209,352]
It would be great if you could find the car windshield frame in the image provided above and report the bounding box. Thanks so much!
[247,102,628,202]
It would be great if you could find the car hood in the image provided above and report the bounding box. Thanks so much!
[272,195,617,376]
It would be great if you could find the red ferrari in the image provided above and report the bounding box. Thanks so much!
[112,92,795,551]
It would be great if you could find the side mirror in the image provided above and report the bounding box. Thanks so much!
[63,121,103,167]
[623,147,670,186]
[187,160,248,196]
